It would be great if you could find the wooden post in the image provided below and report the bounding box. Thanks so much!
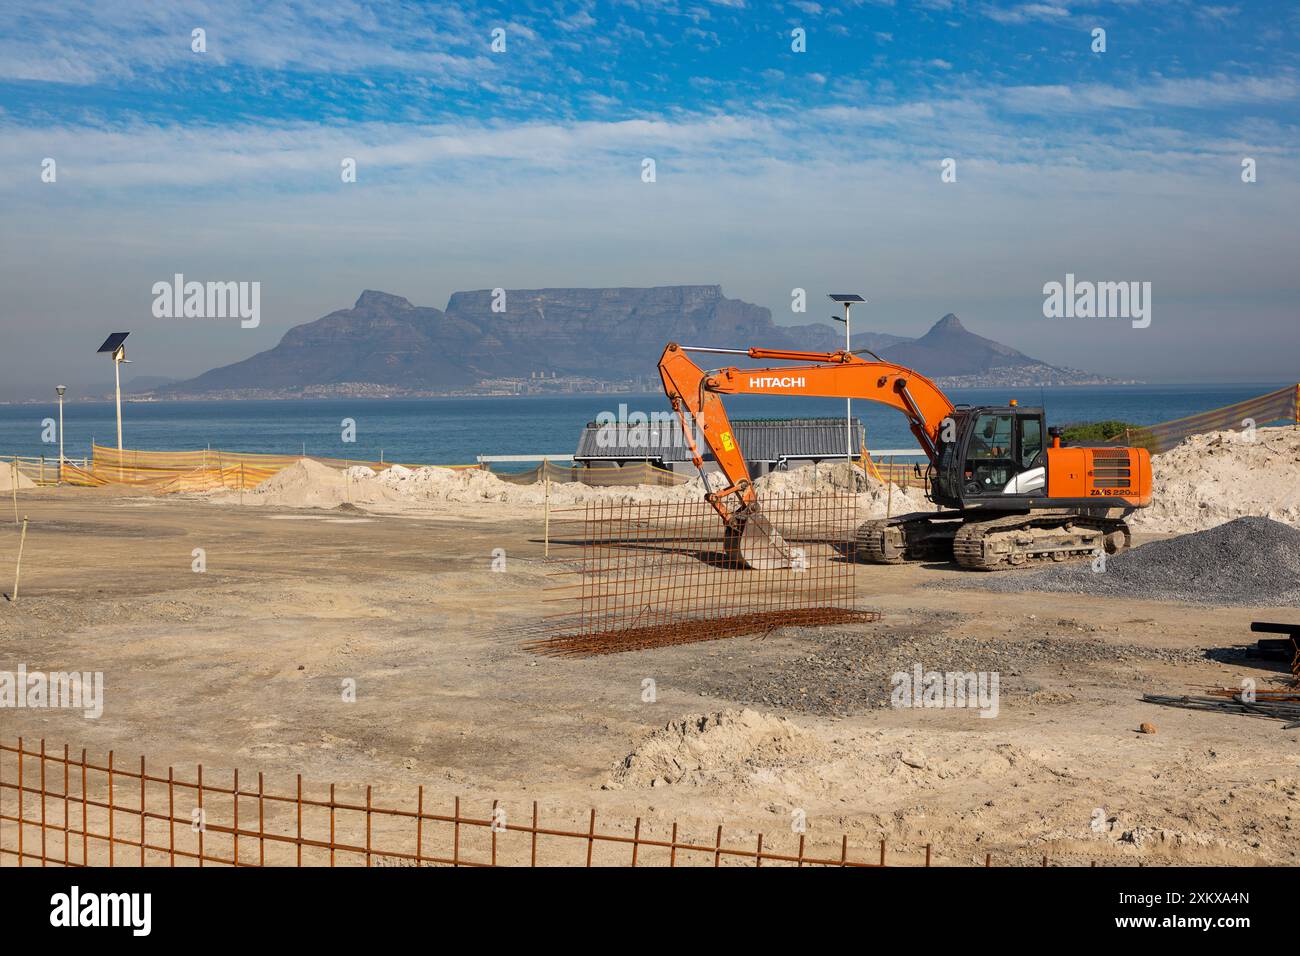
[543,458,551,558]
[12,516,28,601]
[886,456,894,520]
[11,459,18,526]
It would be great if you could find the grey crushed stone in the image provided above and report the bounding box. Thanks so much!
[697,620,1204,716]
[946,516,1300,607]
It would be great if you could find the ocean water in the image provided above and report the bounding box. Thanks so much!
[0,383,1290,467]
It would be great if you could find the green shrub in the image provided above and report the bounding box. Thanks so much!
[1059,420,1141,443]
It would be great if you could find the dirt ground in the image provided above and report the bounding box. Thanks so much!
[1,485,1298,866]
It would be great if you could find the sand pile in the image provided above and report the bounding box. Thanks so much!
[0,466,36,492]
[245,459,406,510]
[367,463,711,506]
[971,516,1300,606]
[1131,426,1300,533]
[238,458,926,516]
[606,708,824,789]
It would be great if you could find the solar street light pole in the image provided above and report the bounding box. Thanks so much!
[829,295,866,464]
[843,303,851,461]
[55,385,66,483]
[96,333,131,480]
[112,346,124,455]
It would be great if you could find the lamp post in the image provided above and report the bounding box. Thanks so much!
[96,332,131,478]
[829,294,866,464]
[55,385,66,484]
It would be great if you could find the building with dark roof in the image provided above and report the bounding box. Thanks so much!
[574,417,865,477]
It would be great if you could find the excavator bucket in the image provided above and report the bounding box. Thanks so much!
[724,508,796,570]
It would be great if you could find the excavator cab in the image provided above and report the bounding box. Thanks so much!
[931,406,1047,509]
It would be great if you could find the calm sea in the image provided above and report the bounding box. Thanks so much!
[0,383,1289,467]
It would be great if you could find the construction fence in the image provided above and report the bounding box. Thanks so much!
[1100,383,1300,453]
[55,445,440,493]
[0,738,1102,868]
[5,456,90,488]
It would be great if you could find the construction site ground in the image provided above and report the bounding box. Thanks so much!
[2,485,1297,866]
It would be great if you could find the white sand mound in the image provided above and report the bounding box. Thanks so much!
[355,459,926,515]
[1129,425,1300,533]
[607,709,824,789]
[238,456,928,517]
[0,466,37,491]
[370,463,705,506]
[247,459,405,510]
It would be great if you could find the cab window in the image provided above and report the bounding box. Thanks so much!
[968,414,1013,459]
[1019,417,1043,468]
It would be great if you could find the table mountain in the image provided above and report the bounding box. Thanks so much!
[161,287,1101,394]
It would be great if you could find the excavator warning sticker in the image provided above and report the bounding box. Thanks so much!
[720,431,736,452]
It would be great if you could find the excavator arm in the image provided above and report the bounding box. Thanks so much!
[658,342,955,525]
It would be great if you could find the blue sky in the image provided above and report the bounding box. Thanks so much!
[1,0,1297,394]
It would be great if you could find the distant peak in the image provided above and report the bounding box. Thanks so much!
[931,313,965,332]
[354,290,413,311]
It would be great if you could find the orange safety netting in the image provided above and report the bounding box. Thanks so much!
[69,445,428,493]
[1098,384,1299,453]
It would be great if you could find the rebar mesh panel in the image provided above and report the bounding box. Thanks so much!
[534,493,876,655]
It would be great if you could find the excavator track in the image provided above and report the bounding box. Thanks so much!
[856,512,964,564]
[951,512,1131,571]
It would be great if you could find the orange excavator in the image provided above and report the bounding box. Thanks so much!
[658,342,1152,571]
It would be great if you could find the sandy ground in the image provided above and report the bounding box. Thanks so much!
[2,482,1298,866]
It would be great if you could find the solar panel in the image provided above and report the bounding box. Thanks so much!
[828,294,866,303]
[97,332,130,354]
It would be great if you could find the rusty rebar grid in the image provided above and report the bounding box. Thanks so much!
[532,493,872,655]
[0,738,890,867]
[532,607,880,657]
[0,737,1115,867]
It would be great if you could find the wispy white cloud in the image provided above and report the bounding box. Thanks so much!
[0,0,498,84]
[982,3,1071,25]
[7,64,1295,199]
[999,72,1300,114]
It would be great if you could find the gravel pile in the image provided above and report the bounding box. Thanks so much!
[961,516,1300,607]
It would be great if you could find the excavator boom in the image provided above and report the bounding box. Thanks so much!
[658,342,953,523]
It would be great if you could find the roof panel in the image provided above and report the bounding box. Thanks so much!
[574,417,864,462]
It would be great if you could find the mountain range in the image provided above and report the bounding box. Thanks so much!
[159,285,1126,397]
